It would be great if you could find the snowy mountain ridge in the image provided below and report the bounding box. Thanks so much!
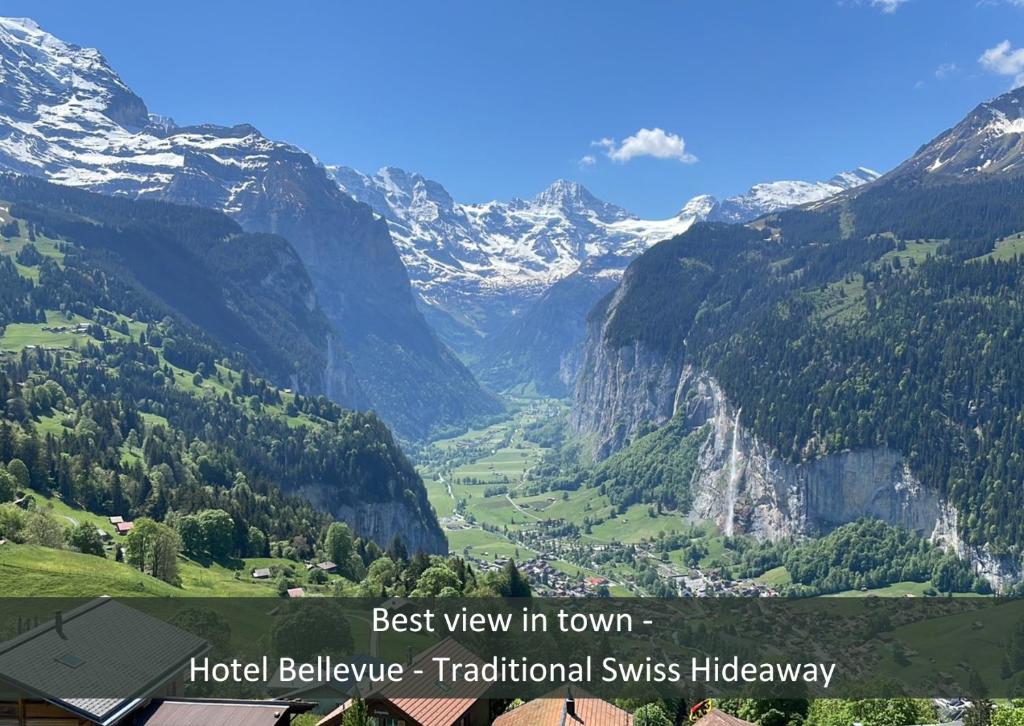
[327,164,880,339]
[0,15,500,438]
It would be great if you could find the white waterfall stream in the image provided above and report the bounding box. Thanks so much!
[724,409,742,537]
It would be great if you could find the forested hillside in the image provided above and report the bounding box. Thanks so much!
[0,179,446,565]
[0,173,348,399]
[575,171,1024,556]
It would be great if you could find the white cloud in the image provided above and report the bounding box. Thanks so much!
[578,154,597,169]
[934,62,958,79]
[593,128,697,164]
[979,40,1024,88]
[871,0,909,13]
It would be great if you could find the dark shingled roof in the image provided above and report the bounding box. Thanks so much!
[0,597,209,725]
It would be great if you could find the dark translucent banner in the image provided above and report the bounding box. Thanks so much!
[0,597,1020,702]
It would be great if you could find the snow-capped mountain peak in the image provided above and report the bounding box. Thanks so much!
[533,178,591,207]
[829,166,881,187]
[887,85,1024,181]
[528,178,632,223]
[678,193,718,220]
[0,16,148,129]
[326,164,879,341]
[685,167,882,224]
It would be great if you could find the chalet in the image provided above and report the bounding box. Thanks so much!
[316,561,338,574]
[108,516,124,525]
[287,588,306,598]
[492,687,633,726]
[115,521,134,535]
[0,597,207,724]
[317,639,492,726]
[252,568,272,580]
[97,529,111,542]
[0,598,315,725]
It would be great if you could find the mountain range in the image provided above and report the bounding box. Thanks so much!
[331,163,879,393]
[0,16,498,439]
[330,165,879,352]
[4,12,1024,588]
[0,15,884,408]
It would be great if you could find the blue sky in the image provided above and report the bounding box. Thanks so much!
[5,0,1024,216]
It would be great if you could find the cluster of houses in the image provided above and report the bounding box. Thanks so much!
[672,569,778,598]
[40,323,92,335]
[0,596,986,726]
[251,560,342,598]
[109,516,134,536]
[467,554,609,597]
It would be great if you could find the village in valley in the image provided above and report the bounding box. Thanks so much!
[414,399,782,599]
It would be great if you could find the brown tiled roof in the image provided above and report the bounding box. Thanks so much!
[318,638,489,726]
[136,698,312,726]
[492,687,633,726]
[693,710,757,726]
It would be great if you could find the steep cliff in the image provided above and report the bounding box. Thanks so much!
[681,372,1022,589]
[570,186,1024,586]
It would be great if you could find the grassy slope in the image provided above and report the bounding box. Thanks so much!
[0,224,339,598]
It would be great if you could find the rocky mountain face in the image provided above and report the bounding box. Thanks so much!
[886,85,1024,182]
[332,164,878,393]
[569,86,1024,587]
[329,167,697,349]
[573,296,1021,588]
[0,16,498,440]
[680,370,1019,590]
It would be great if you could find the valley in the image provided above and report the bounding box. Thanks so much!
[2,6,1024,724]
[410,398,948,600]
[0,11,1022,604]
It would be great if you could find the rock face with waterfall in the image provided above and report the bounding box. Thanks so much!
[574,328,1024,587]
[570,141,1024,587]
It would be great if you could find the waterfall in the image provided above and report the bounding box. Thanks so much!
[724,408,742,537]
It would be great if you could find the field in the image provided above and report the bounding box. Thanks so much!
[2,487,351,598]
[981,231,1024,262]
[754,566,793,587]
[812,239,942,324]
[829,581,941,598]
[0,544,184,596]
